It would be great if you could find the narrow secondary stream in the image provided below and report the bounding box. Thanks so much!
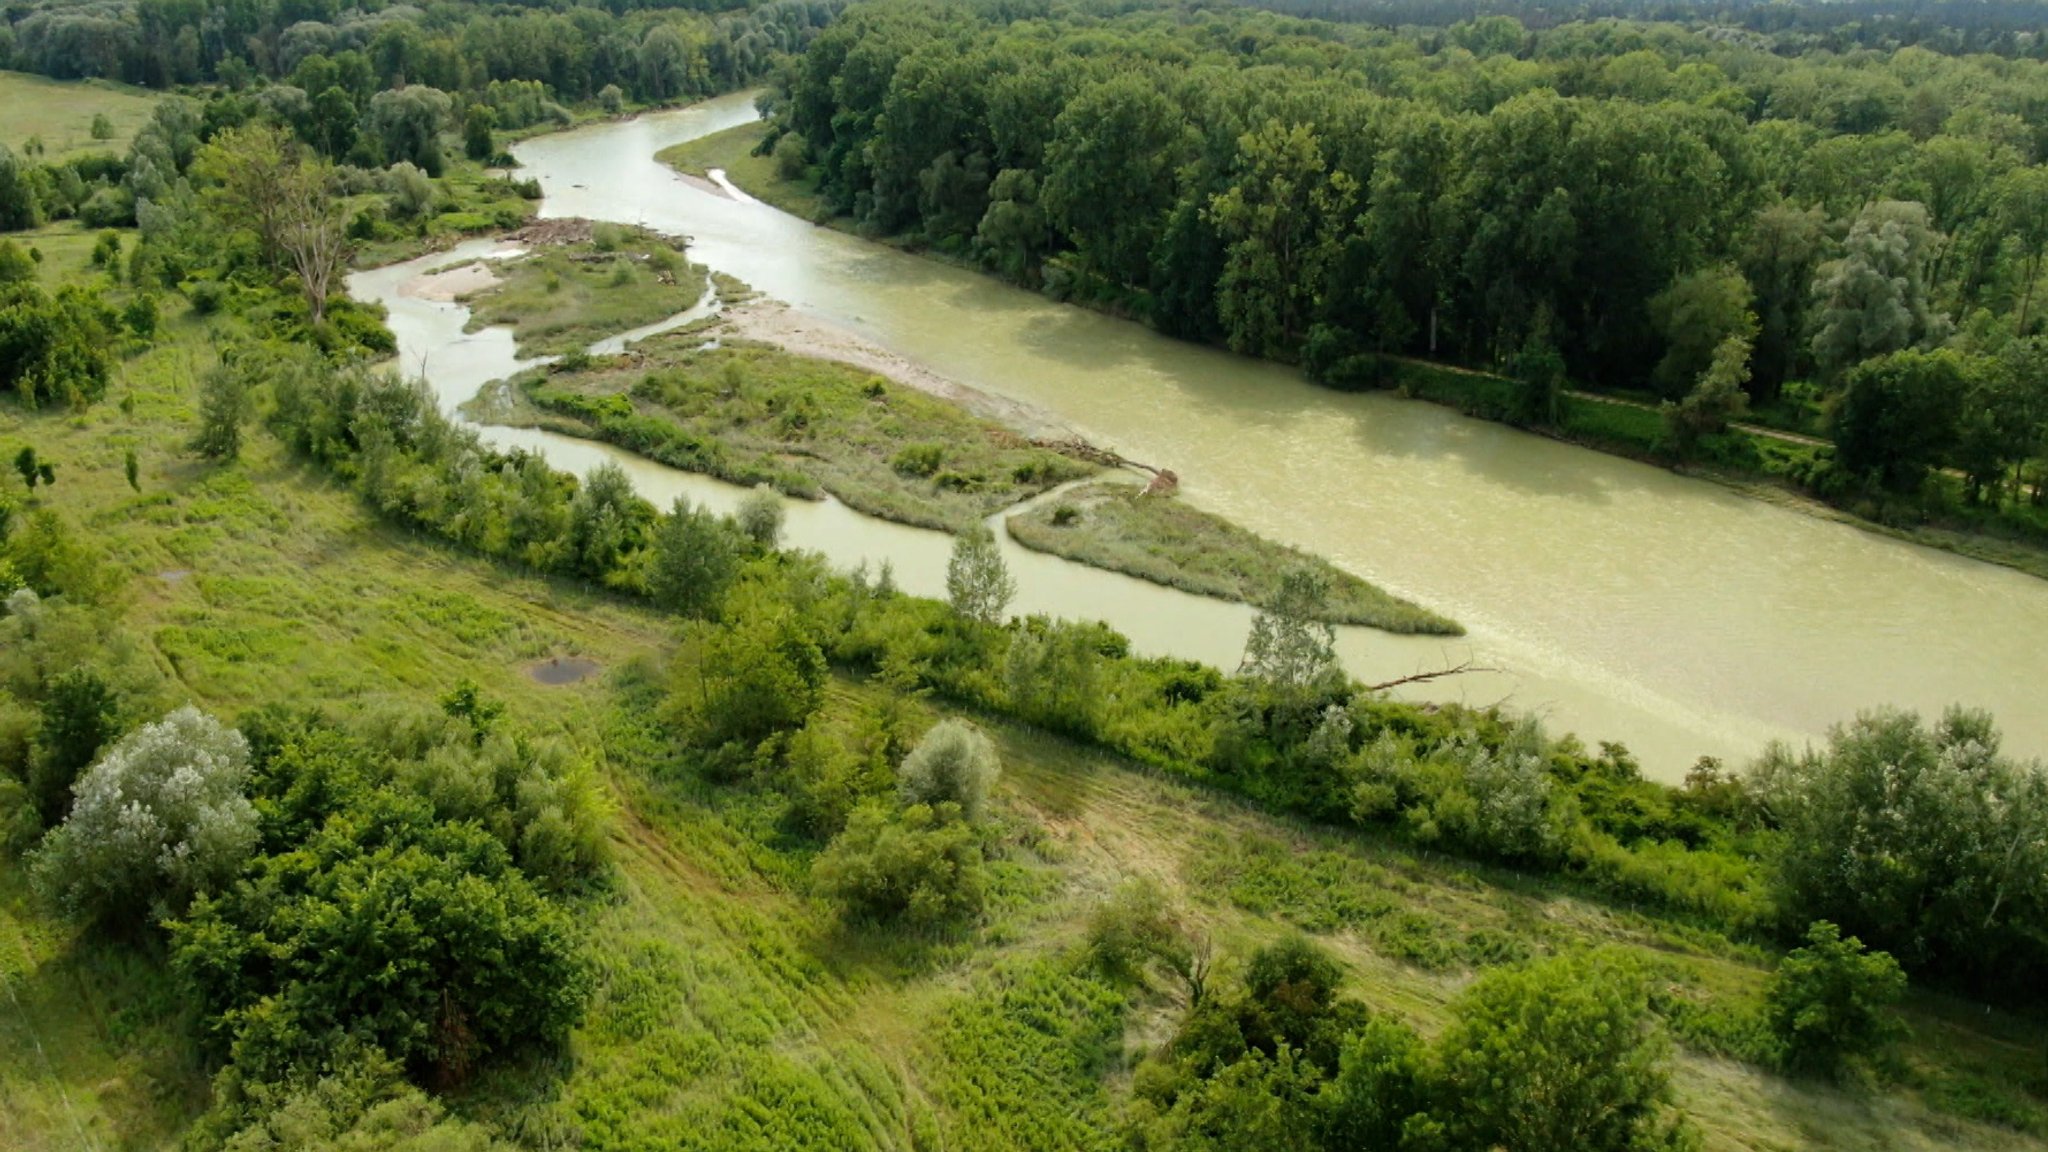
[362,91,2048,780]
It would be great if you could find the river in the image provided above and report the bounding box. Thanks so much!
[354,90,2048,781]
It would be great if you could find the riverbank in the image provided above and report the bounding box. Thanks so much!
[665,120,2048,588]
[1009,480,1462,635]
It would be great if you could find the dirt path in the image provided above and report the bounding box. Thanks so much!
[1564,388,1829,447]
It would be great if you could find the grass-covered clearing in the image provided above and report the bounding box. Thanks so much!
[460,224,709,356]
[657,119,831,224]
[1007,480,1461,635]
[0,70,160,160]
[513,334,1095,530]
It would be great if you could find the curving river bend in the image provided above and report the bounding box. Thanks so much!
[353,91,2048,782]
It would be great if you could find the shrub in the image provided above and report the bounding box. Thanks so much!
[27,664,120,826]
[384,162,434,219]
[187,279,226,315]
[813,800,986,927]
[1764,921,1907,1080]
[1434,951,1691,1152]
[32,706,257,926]
[897,719,1000,824]
[773,131,808,180]
[1085,878,1188,984]
[1748,707,2048,997]
[891,441,945,477]
[172,792,590,1086]
[737,484,784,549]
[668,605,827,756]
[123,292,158,339]
[79,186,134,228]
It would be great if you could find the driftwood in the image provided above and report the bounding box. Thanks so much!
[1361,659,1496,694]
[1031,437,1167,477]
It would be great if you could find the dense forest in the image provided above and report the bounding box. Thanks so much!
[4,0,2048,1147]
[765,0,2048,530]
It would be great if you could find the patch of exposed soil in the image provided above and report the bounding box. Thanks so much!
[528,655,601,685]
[401,261,503,301]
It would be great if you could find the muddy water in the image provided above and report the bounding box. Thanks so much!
[356,91,2048,780]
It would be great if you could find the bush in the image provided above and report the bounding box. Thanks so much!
[31,706,257,926]
[1434,951,1691,1152]
[187,279,227,315]
[668,604,827,757]
[891,441,945,477]
[1764,921,1907,1080]
[172,792,590,1086]
[384,162,434,219]
[813,800,986,927]
[79,186,135,228]
[773,131,808,180]
[897,718,1000,824]
[1749,707,2048,998]
[1085,878,1188,984]
[737,484,784,549]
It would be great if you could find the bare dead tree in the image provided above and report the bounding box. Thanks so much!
[277,159,353,326]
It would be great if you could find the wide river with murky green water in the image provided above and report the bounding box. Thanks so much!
[349,91,2048,782]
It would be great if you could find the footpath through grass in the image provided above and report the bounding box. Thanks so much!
[1008,480,1461,635]
[513,333,1095,531]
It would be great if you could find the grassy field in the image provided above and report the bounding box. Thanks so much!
[461,224,709,356]
[511,333,1095,531]
[0,71,160,161]
[657,120,832,224]
[4,218,2045,1152]
[1007,480,1461,635]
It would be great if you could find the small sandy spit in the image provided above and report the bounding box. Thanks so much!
[714,298,1075,441]
[401,260,504,302]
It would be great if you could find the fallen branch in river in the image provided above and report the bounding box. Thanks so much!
[1362,659,1497,693]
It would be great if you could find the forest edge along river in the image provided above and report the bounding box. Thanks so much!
[350,90,2048,783]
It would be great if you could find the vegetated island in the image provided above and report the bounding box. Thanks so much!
[1010,480,1462,635]
[455,219,708,357]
